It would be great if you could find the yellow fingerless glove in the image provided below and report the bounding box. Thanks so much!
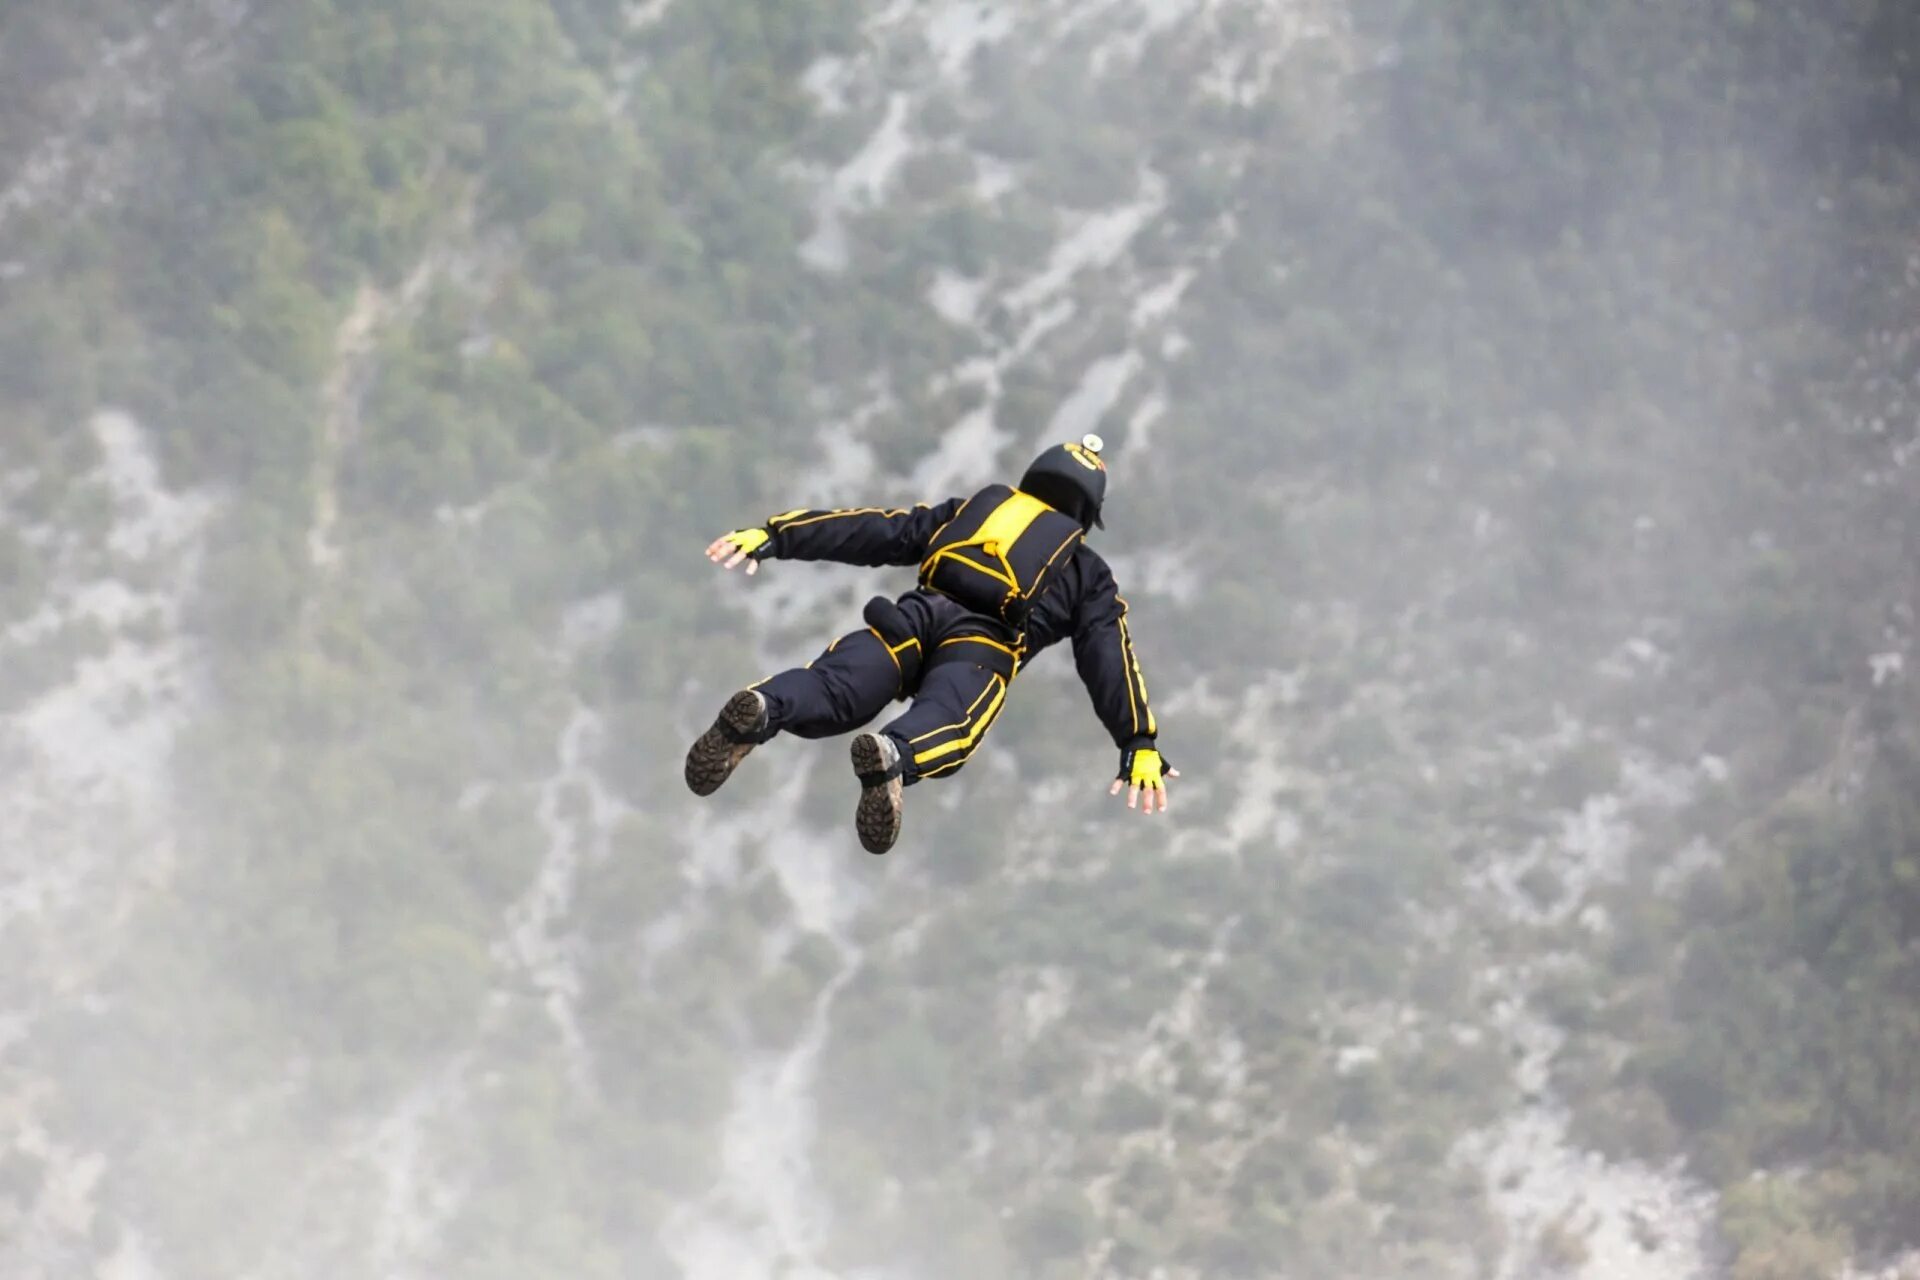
[719,527,772,558]
[1118,745,1168,791]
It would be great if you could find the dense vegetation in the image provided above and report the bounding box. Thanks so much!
[4,1,895,1274]
[0,0,1914,1276]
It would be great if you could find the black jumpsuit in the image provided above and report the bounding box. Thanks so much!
[746,499,1159,784]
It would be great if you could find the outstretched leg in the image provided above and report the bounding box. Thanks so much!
[756,629,905,740]
[684,629,902,796]
[848,657,1010,854]
[886,659,1010,784]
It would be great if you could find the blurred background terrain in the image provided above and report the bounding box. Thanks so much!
[0,1,1916,1277]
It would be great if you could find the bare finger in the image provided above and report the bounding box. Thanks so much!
[1128,783,1139,810]
[745,560,759,575]
[1110,779,1124,796]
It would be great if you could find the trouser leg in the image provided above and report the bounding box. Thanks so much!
[883,660,1010,784]
[754,629,902,741]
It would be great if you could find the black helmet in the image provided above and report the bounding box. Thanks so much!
[1020,434,1108,529]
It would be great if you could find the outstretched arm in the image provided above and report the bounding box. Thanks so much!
[707,498,965,573]
[1070,553,1175,814]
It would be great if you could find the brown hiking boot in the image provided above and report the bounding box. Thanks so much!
[850,731,904,854]
[684,690,769,796]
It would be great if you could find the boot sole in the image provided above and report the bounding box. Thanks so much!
[683,691,765,797]
[850,733,903,855]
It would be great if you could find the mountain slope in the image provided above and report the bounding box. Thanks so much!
[0,1,1915,1278]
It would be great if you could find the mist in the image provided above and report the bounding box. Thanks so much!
[1,1,1915,1278]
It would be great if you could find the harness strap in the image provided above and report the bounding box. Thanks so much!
[918,487,1083,627]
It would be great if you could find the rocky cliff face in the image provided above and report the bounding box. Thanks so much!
[1,1,1914,1278]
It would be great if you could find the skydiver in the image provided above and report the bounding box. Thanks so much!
[684,434,1173,854]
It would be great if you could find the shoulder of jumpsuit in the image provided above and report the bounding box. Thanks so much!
[1021,544,1101,654]
[1065,543,1128,629]
[1068,541,1117,595]
[918,494,970,519]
